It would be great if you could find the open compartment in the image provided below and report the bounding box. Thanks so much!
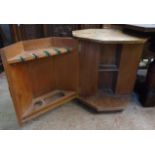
[98,71,117,93]
[78,41,130,112]
[98,44,121,94]
[1,37,79,125]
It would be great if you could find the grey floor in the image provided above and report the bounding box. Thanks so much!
[0,72,155,130]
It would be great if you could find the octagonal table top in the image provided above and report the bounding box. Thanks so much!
[72,29,147,44]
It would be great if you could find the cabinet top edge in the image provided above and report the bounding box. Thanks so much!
[72,29,148,44]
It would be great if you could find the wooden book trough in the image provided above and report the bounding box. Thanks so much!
[1,37,79,125]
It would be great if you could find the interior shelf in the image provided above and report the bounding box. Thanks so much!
[8,47,72,64]
[22,90,77,121]
[98,64,118,72]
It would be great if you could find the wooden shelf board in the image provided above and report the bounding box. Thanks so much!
[99,69,118,72]
[8,47,72,64]
[22,90,77,121]
[79,91,130,112]
[99,64,118,72]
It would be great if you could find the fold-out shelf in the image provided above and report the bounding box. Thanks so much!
[22,90,77,122]
[98,64,118,72]
[8,47,72,64]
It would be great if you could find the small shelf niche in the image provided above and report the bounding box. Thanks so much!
[98,44,121,94]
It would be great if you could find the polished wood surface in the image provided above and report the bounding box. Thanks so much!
[73,29,147,112]
[22,90,77,122]
[73,29,147,44]
[0,28,148,125]
[115,44,144,94]
[8,47,72,64]
[80,91,131,112]
[79,40,100,96]
[1,37,79,126]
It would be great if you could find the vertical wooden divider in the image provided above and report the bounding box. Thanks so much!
[79,40,100,97]
[115,44,144,94]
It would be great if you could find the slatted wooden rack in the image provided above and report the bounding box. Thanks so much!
[1,37,79,126]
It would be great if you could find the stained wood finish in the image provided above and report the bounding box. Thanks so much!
[73,29,147,44]
[99,44,120,92]
[1,37,79,126]
[8,47,72,64]
[100,44,118,65]
[115,44,144,94]
[80,92,131,112]
[55,49,79,91]
[27,57,55,98]
[79,40,100,96]
[22,90,77,123]
[98,72,117,92]
[73,29,147,112]
[0,28,147,125]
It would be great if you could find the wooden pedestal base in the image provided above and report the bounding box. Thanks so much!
[78,91,130,112]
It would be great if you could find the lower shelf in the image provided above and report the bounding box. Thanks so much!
[21,90,130,124]
[79,90,131,112]
[22,90,77,123]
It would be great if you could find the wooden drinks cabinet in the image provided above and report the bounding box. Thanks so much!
[72,29,147,112]
[0,29,147,126]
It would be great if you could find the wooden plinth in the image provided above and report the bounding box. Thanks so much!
[78,91,130,112]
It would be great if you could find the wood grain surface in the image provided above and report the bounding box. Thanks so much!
[73,29,147,44]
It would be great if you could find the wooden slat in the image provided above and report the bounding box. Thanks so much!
[8,47,72,64]
[22,90,77,119]
[22,93,77,124]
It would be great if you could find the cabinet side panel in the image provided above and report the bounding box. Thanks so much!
[116,44,144,94]
[10,64,33,114]
[1,51,33,124]
[79,40,100,96]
